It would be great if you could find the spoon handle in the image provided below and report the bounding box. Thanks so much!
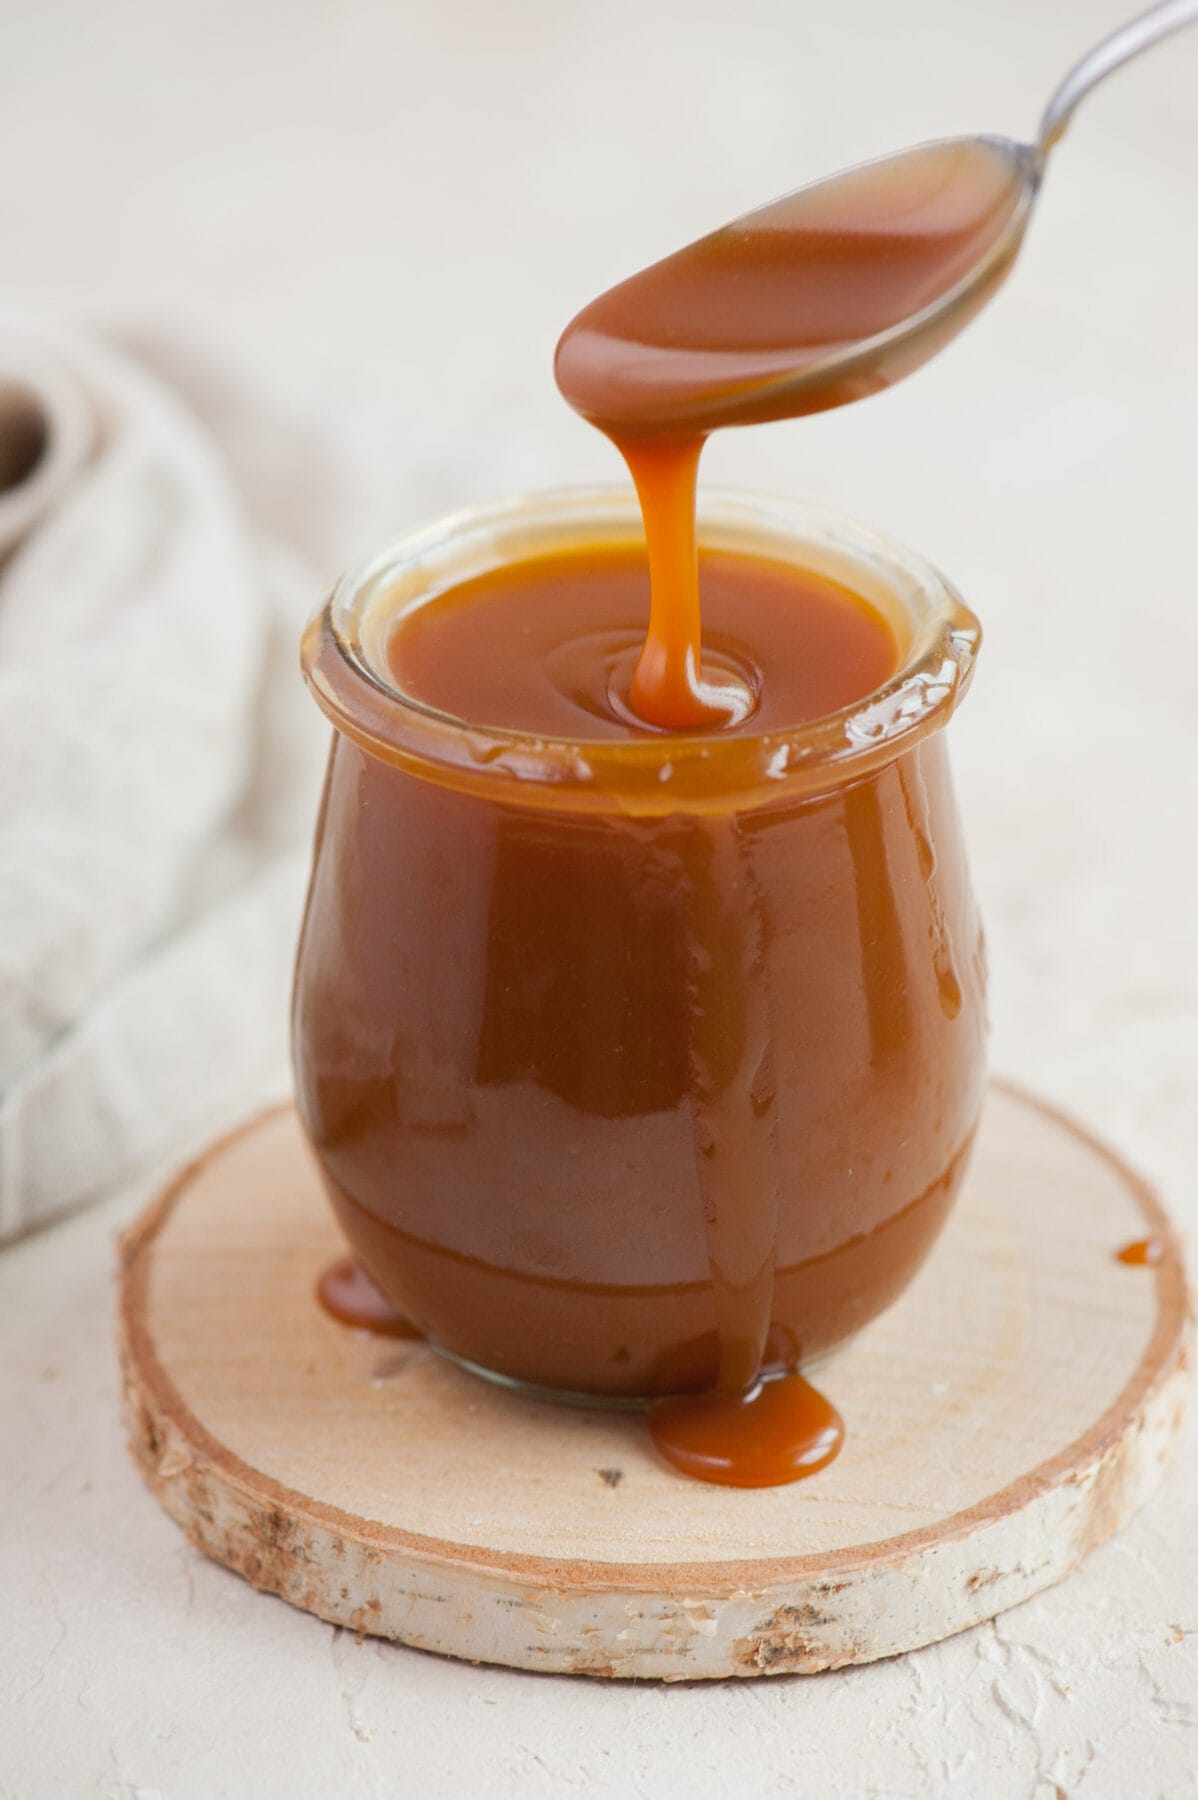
[1039,0,1198,150]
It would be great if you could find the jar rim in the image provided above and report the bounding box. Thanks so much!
[302,485,981,816]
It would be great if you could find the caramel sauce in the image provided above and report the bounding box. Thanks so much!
[316,1256,422,1338]
[388,542,897,738]
[382,549,916,1482]
[297,140,998,1491]
[1116,1237,1164,1267]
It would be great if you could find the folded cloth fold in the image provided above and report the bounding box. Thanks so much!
[0,314,331,1242]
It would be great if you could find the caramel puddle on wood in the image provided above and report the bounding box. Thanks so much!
[649,1372,844,1488]
[1116,1237,1164,1267]
[316,1257,423,1337]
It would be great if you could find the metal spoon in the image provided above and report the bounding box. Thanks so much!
[556,0,1198,438]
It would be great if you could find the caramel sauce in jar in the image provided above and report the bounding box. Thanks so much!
[294,136,1015,1484]
[293,490,986,1464]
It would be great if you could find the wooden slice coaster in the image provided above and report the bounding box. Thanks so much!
[117,1082,1191,1680]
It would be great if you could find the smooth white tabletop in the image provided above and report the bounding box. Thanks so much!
[3,1,1197,1795]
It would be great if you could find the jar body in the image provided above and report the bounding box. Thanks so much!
[293,698,986,1397]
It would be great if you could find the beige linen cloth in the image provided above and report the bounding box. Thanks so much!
[0,313,342,1243]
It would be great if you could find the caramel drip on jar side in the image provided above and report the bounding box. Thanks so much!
[898,756,964,1021]
[843,776,914,1067]
[647,812,847,1489]
[685,815,781,1397]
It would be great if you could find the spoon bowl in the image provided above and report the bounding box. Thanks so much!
[556,136,1042,438]
[556,0,1196,442]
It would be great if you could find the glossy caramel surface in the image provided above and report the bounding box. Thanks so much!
[388,544,897,740]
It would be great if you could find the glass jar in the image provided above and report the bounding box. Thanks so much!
[292,488,986,1401]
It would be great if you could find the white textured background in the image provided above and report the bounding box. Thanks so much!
[2,1,1197,1794]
